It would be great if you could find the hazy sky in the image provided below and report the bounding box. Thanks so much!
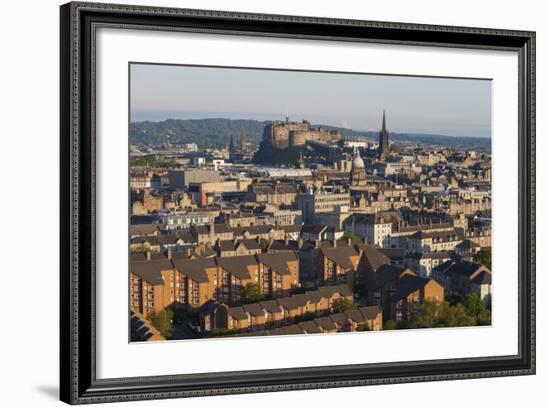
[130,63,492,138]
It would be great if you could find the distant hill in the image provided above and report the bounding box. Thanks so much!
[130,118,491,150]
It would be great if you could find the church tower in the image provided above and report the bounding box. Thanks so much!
[378,110,390,160]
[239,129,245,152]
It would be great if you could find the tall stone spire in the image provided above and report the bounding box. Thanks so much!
[239,128,245,152]
[229,133,234,152]
[378,110,390,160]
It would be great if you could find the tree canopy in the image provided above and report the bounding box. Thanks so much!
[240,283,265,304]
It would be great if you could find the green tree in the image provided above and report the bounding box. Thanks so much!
[474,249,492,269]
[356,323,370,331]
[150,308,175,339]
[210,328,239,337]
[445,291,464,306]
[240,283,265,304]
[462,293,491,326]
[259,238,270,252]
[410,299,439,328]
[383,320,399,330]
[332,298,358,313]
[437,303,476,327]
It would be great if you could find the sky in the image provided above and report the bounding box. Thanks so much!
[130,63,492,138]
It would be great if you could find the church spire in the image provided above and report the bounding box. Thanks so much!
[229,133,234,152]
[382,109,387,133]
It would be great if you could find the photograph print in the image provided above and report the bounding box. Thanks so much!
[129,64,492,342]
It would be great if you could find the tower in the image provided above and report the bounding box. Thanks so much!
[239,129,245,152]
[378,110,390,160]
[229,133,235,153]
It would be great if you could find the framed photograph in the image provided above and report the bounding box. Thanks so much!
[60,1,535,404]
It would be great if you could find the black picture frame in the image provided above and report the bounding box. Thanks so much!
[60,2,536,404]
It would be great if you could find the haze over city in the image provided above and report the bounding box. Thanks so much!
[131,63,492,138]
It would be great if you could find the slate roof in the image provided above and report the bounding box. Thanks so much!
[259,300,283,314]
[358,305,381,320]
[171,257,215,283]
[368,264,409,290]
[357,245,391,271]
[227,307,248,320]
[320,246,359,269]
[216,255,257,280]
[311,316,336,331]
[257,252,297,275]
[298,320,323,334]
[130,258,172,285]
[432,259,487,277]
[242,303,266,317]
[390,274,432,301]
[471,270,492,285]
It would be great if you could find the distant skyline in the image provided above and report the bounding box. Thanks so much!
[130,64,492,138]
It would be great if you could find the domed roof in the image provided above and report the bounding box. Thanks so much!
[352,148,365,169]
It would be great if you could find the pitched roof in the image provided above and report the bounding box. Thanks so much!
[216,255,257,280]
[130,258,172,285]
[257,252,297,275]
[259,300,282,314]
[368,264,409,290]
[227,307,248,320]
[314,316,337,331]
[171,257,215,283]
[320,245,359,269]
[390,274,433,301]
[298,320,323,334]
[240,239,261,250]
[242,303,266,317]
[302,224,327,234]
[358,305,381,320]
[471,270,492,285]
[357,245,391,271]
[432,259,487,277]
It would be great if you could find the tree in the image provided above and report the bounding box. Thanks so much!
[383,320,399,330]
[356,323,370,331]
[240,283,265,303]
[259,238,270,252]
[332,298,358,313]
[445,291,464,306]
[150,308,175,339]
[474,249,492,270]
[410,299,439,328]
[462,293,491,326]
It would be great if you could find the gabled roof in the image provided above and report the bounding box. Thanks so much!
[242,303,266,317]
[240,239,261,251]
[471,270,492,285]
[302,224,327,234]
[357,245,391,271]
[171,257,215,283]
[216,255,257,280]
[259,300,282,314]
[390,274,433,301]
[320,245,359,269]
[368,264,410,290]
[298,320,323,334]
[358,305,381,320]
[130,257,173,285]
[227,307,248,320]
[315,317,338,331]
[432,259,487,277]
[257,252,297,275]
